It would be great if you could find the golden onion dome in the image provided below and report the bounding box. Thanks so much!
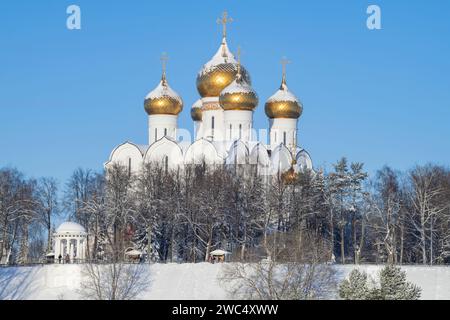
[144,73,183,116]
[219,67,258,111]
[196,37,251,98]
[281,165,299,185]
[265,78,303,119]
[191,99,203,121]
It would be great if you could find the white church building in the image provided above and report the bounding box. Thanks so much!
[105,12,313,176]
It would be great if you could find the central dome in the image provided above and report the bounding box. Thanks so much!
[196,38,251,98]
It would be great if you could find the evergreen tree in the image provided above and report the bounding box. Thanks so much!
[375,265,421,300]
[340,266,421,300]
[339,269,372,300]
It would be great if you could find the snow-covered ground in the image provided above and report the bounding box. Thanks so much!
[0,263,449,300]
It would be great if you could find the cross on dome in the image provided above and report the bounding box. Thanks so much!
[217,11,233,38]
[161,52,169,84]
[236,46,242,78]
[281,56,291,87]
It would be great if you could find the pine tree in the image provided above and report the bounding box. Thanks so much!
[376,265,421,300]
[339,269,371,300]
[340,266,422,300]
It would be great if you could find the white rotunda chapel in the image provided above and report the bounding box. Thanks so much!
[53,222,87,262]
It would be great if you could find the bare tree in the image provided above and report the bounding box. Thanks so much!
[36,177,59,252]
[368,167,402,264]
[79,261,151,300]
[220,231,337,300]
[407,165,449,265]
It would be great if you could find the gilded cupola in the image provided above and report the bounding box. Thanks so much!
[219,48,258,111]
[196,12,251,98]
[191,99,203,121]
[265,58,303,119]
[144,54,183,116]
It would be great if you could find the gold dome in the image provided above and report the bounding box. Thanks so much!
[219,67,258,111]
[281,166,299,185]
[196,38,251,98]
[265,81,302,119]
[191,99,203,121]
[144,74,183,116]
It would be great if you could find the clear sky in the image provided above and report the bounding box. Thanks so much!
[1,0,449,185]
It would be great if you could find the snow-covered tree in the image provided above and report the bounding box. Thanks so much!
[375,265,421,300]
[339,269,372,300]
[340,266,421,300]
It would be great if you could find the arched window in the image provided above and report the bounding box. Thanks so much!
[283,132,287,145]
[128,158,132,177]
[164,128,167,136]
[155,128,158,141]
[229,124,232,140]
[211,116,215,138]
[239,124,242,139]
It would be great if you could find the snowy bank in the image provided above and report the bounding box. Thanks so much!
[0,264,449,300]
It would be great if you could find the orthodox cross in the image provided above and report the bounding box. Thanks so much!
[161,52,169,83]
[217,11,233,38]
[281,56,291,84]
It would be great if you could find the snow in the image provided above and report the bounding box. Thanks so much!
[220,78,255,96]
[125,249,142,256]
[267,83,300,104]
[0,264,449,300]
[210,250,230,256]
[145,80,182,104]
[56,222,86,234]
[198,38,236,77]
[192,98,203,109]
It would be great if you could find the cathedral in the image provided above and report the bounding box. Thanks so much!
[105,12,313,176]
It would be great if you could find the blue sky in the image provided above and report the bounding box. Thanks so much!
[1,0,449,185]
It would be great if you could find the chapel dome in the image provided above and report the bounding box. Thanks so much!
[219,66,258,111]
[144,73,183,116]
[265,78,303,119]
[191,99,203,121]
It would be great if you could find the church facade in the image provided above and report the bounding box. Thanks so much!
[105,12,313,176]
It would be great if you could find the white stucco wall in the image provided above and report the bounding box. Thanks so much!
[148,115,178,144]
[269,118,298,151]
[107,142,144,173]
[223,110,253,141]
